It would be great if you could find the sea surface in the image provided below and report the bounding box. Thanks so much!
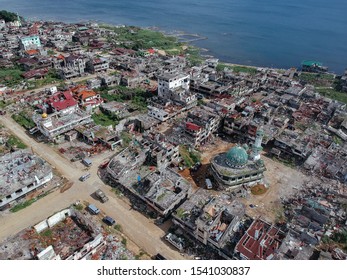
[1,0,347,73]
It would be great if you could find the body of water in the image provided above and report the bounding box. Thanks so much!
[1,0,347,73]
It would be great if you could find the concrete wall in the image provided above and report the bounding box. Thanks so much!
[47,208,72,228]
[34,208,72,233]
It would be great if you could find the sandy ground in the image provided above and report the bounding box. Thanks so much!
[181,137,310,223]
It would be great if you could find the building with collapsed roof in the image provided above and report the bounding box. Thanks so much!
[32,108,92,141]
[0,150,53,210]
[100,101,131,119]
[184,106,221,147]
[172,190,246,259]
[106,146,191,217]
[210,127,266,190]
[0,207,107,260]
[235,218,286,260]
[74,123,121,150]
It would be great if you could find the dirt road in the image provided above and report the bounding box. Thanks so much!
[0,115,184,260]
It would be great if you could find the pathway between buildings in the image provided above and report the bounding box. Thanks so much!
[0,115,184,260]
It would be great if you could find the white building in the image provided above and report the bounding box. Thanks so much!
[20,35,41,50]
[157,72,196,106]
[0,150,53,210]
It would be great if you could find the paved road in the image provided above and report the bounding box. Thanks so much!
[0,115,184,260]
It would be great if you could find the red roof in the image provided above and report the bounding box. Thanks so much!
[26,49,39,56]
[235,219,284,260]
[148,48,155,54]
[186,122,201,131]
[47,90,77,111]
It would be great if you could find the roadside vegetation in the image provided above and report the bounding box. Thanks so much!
[10,191,51,213]
[6,135,27,149]
[12,111,35,129]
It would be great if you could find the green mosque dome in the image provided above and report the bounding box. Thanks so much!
[226,145,248,167]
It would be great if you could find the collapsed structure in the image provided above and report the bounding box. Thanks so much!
[0,150,53,210]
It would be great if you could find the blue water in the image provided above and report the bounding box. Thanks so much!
[1,0,347,73]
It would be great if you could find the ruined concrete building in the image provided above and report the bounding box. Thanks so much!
[173,190,246,259]
[32,107,92,142]
[234,218,286,260]
[0,150,53,210]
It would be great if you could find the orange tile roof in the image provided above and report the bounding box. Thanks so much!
[76,90,97,100]
[71,84,87,93]
[26,49,39,55]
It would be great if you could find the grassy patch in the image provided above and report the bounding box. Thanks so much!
[73,204,84,211]
[0,67,24,87]
[114,224,123,232]
[216,63,258,75]
[6,135,27,149]
[102,25,181,51]
[26,69,61,89]
[120,132,132,147]
[100,86,151,111]
[316,87,347,104]
[10,198,36,212]
[296,72,335,87]
[121,237,127,247]
[0,100,10,109]
[179,145,201,168]
[92,111,119,127]
[12,111,35,129]
[185,46,203,66]
[40,229,53,237]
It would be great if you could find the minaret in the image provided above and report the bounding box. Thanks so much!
[250,126,264,161]
[16,13,22,27]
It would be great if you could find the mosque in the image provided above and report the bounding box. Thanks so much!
[210,127,266,190]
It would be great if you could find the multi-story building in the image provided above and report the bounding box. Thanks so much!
[86,58,109,73]
[158,72,196,106]
[20,35,41,50]
[0,150,53,210]
[32,109,92,141]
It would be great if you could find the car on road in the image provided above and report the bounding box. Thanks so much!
[87,204,100,215]
[95,188,109,203]
[79,173,91,182]
[102,216,116,226]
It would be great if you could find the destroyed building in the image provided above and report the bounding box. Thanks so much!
[0,207,133,260]
[172,189,246,259]
[32,108,92,141]
[106,145,192,217]
[234,218,286,260]
[0,150,53,210]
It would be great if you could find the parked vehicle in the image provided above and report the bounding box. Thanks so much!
[95,188,109,203]
[79,173,91,182]
[87,204,100,215]
[102,216,116,226]
[82,158,92,167]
